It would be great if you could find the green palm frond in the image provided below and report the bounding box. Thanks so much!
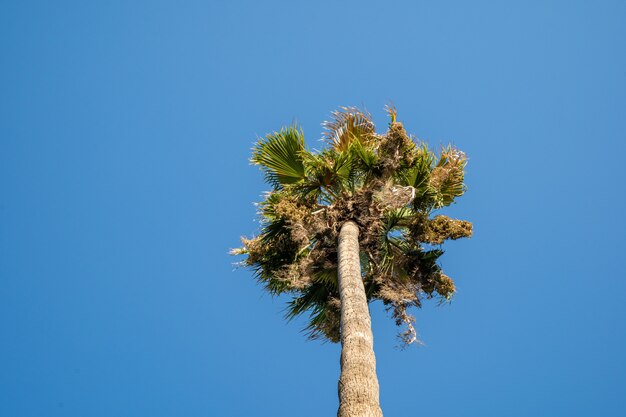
[299,148,355,200]
[398,145,437,211]
[259,217,287,244]
[438,175,466,207]
[304,302,340,342]
[333,149,355,186]
[379,232,408,274]
[348,139,380,187]
[285,283,330,321]
[246,236,297,296]
[299,152,336,202]
[350,139,378,169]
[416,249,444,275]
[257,193,289,242]
[378,241,413,284]
[432,146,467,208]
[257,192,280,221]
[383,207,416,232]
[401,145,434,187]
[312,267,338,290]
[252,125,307,188]
[285,270,341,341]
[323,107,375,151]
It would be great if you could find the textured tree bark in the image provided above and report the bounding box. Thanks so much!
[337,221,383,417]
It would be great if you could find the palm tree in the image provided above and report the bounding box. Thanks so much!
[233,106,472,417]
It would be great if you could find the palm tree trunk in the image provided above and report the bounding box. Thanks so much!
[337,221,383,417]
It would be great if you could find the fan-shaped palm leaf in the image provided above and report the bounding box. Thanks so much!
[251,125,307,188]
[431,146,467,208]
[323,107,375,151]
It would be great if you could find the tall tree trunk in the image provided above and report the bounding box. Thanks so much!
[337,221,383,417]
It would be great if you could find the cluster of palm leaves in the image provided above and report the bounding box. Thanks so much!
[233,106,472,344]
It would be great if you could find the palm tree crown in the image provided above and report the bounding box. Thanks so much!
[233,106,472,345]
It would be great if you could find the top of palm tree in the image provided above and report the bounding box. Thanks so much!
[233,106,472,345]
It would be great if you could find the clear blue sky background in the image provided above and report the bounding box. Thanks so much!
[1,1,625,416]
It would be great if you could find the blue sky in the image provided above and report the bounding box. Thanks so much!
[1,1,625,416]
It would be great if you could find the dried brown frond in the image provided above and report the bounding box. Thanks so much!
[240,236,266,266]
[421,275,436,296]
[389,303,419,346]
[415,215,473,245]
[288,223,310,249]
[324,189,384,249]
[385,103,397,124]
[429,165,460,190]
[376,275,419,305]
[229,247,247,256]
[322,107,375,151]
[274,263,309,290]
[269,196,316,249]
[308,247,336,271]
[273,195,310,222]
[378,122,417,176]
[443,146,466,163]
[434,272,456,300]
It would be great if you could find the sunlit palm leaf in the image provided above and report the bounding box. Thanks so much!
[432,146,467,207]
[251,125,307,188]
[323,107,375,151]
[300,148,355,199]
[400,150,438,211]
[438,171,466,206]
[350,140,378,169]
[383,207,416,232]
